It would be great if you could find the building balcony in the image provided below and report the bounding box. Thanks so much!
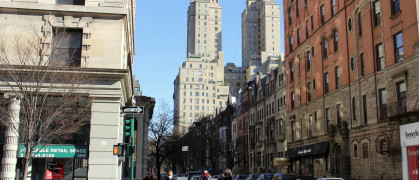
[379,96,419,120]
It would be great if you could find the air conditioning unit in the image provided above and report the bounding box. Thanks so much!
[303,4,308,8]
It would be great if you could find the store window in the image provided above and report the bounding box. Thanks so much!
[408,146,419,180]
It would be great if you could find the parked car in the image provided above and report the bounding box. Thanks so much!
[316,178,344,180]
[246,174,261,180]
[257,174,274,180]
[237,174,249,180]
[273,173,297,180]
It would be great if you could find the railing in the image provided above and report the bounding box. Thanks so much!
[380,96,419,119]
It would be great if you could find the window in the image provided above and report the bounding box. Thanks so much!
[333,30,338,52]
[288,8,292,25]
[396,81,407,113]
[290,63,294,81]
[56,0,85,5]
[394,32,404,62]
[324,73,329,93]
[52,28,82,66]
[289,36,293,51]
[363,95,367,124]
[320,5,325,25]
[335,66,340,89]
[307,82,312,102]
[326,108,330,133]
[309,115,313,137]
[360,53,365,77]
[352,97,356,121]
[313,79,316,90]
[362,143,369,158]
[311,16,314,30]
[337,104,342,125]
[378,89,387,120]
[391,0,401,15]
[306,20,309,38]
[291,91,295,109]
[291,121,296,141]
[350,57,355,71]
[331,0,336,16]
[322,37,328,59]
[297,29,300,45]
[296,0,300,17]
[354,144,358,158]
[373,1,382,26]
[279,119,284,134]
[376,43,384,71]
[358,13,362,36]
[307,51,311,70]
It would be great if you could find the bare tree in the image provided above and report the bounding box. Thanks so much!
[148,101,180,180]
[0,27,92,179]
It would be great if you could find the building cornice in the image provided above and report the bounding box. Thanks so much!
[0,2,128,18]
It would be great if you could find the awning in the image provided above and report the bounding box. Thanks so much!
[286,141,329,158]
[274,158,291,166]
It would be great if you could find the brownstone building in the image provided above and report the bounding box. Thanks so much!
[284,0,419,179]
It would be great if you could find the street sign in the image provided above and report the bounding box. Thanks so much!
[182,146,189,152]
[123,106,144,114]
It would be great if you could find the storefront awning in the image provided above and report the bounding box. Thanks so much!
[286,141,329,158]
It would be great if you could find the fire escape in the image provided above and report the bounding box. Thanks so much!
[378,96,419,156]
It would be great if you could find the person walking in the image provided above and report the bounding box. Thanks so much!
[165,170,177,180]
[223,169,233,180]
[201,170,211,180]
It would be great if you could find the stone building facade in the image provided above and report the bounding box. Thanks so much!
[284,0,419,179]
[0,0,154,179]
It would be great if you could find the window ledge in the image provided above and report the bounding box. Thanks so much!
[390,11,402,20]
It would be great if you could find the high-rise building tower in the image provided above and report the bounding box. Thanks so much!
[174,0,229,135]
[187,0,222,61]
[242,0,282,81]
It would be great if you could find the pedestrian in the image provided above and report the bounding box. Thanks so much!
[165,170,177,180]
[223,169,233,180]
[144,171,152,180]
[201,170,211,180]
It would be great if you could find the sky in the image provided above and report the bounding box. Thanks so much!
[134,0,284,111]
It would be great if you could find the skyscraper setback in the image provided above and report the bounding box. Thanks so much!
[242,0,282,81]
[174,0,229,135]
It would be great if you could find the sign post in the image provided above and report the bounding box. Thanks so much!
[117,105,144,180]
[182,146,189,177]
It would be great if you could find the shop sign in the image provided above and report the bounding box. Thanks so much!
[46,161,64,179]
[17,145,88,158]
[400,122,419,147]
[287,141,328,158]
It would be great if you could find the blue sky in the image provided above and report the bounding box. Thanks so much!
[134,0,284,110]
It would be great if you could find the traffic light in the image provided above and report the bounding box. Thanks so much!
[125,118,135,138]
[113,144,124,156]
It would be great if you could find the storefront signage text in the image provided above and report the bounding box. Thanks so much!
[18,145,88,158]
[297,148,312,155]
[405,129,419,139]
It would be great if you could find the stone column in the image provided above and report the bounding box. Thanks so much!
[1,93,22,180]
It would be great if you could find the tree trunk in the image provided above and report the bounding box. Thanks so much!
[156,154,161,180]
[23,157,30,180]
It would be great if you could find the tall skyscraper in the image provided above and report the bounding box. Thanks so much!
[187,0,222,61]
[174,0,229,135]
[242,0,282,81]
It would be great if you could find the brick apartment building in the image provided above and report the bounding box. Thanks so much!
[284,0,419,179]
